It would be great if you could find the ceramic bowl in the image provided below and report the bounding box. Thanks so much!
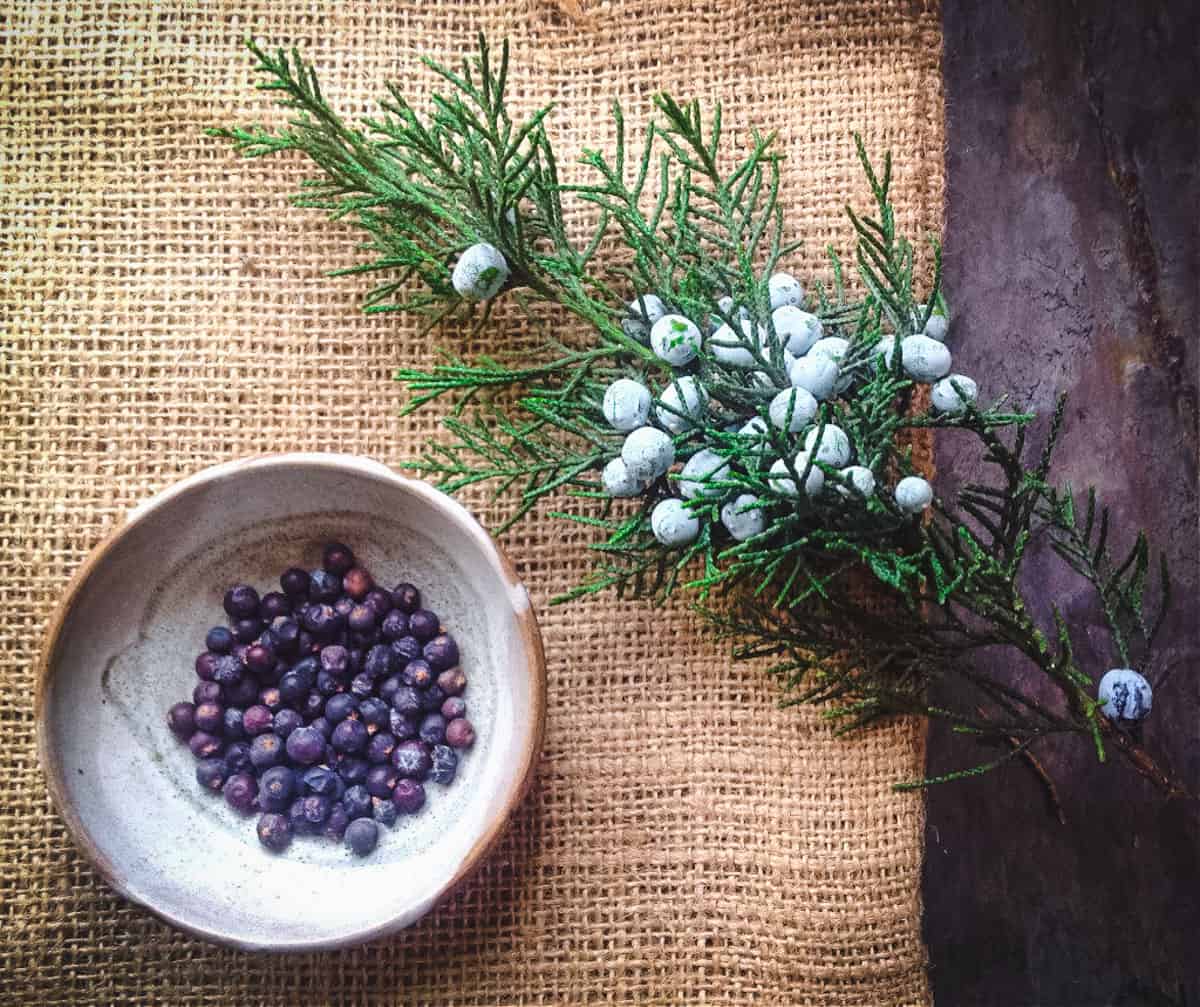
[36,454,545,951]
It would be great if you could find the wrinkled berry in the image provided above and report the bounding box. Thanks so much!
[259,766,296,812]
[390,636,423,663]
[287,798,313,835]
[309,716,333,740]
[322,542,356,576]
[445,718,476,749]
[223,772,258,812]
[347,604,376,634]
[188,731,222,759]
[211,655,243,687]
[364,588,394,617]
[303,685,332,718]
[258,686,283,713]
[408,610,439,642]
[349,673,373,698]
[278,671,307,706]
[193,681,222,705]
[195,757,227,791]
[325,693,359,724]
[290,655,319,688]
[334,596,355,620]
[301,766,343,798]
[365,764,399,799]
[301,603,339,636]
[391,779,426,814]
[441,696,467,720]
[167,702,196,739]
[418,713,446,746]
[272,708,303,739]
[390,685,422,716]
[336,755,369,786]
[271,623,299,661]
[285,726,325,765]
[194,651,219,681]
[366,732,396,765]
[316,670,343,696]
[223,584,260,620]
[319,644,349,677]
[348,629,379,650]
[391,583,420,613]
[364,645,394,681]
[402,660,432,689]
[345,817,379,857]
[257,813,292,851]
[227,677,259,707]
[222,707,245,739]
[378,675,403,706]
[242,705,273,736]
[420,685,446,713]
[343,567,373,601]
[308,569,342,603]
[391,740,432,780]
[372,796,398,827]
[342,784,373,820]
[436,667,467,696]
[429,744,458,785]
[380,610,408,641]
[205,626,235,654]
[301,795,332,826]
[389,709,418,740]
[245,643,275,676]
[259,591,292,621]
[323,804,350,840]
[223,740,252,773]
[358,697,390,731]
[332,718,368,754]
[423,635,459,672]
[280,567,310,598]
[232,618,264,644]
[249,733,284,770]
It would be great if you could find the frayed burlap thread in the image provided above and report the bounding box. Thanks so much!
[1,2,942,1004]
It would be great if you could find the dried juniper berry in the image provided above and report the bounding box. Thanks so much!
[244,643,275,677]
[390,685,422,716]
[343,567,373,601]
[296,629,316,655]
[316,670,343,697]
[232,618,264,644]
[223,584,260,620]
[347,604,376,634]
[304,688,328,721]
[308,569,342,603]
[371,796,398,827]
[436,667,467,697]
[272,708,302,739]
[423,635,459,672]
[365,732,396,765]
[309,716,333,740]
[349,673,373,699]
[402,660,432,689]
[258,766,296,812]
[391,779,426,815]
[211,655,243,687]
[358,697,390,732]
[363,588,394,618]
[445,718,476,749]
[257,813,292,852]
[271,617,300,655]
[322,542,355,576]
[331,718,368,754]
[336,755,369,786]
[222,707,245,739]
[256,627,281,656]
[188,731,222,759]
[249,733,284,770]
[391,582,420,614]
[333,596,355,620]
[345,817,379,857]
[290,655,319,687]
[378,675,402,706]
[420,686,446,714]
[391,740,432,781]
[285,726,325,765]
[242,704,273,736]
[319,644,349,677]
[364,644,394,680]
[167,702,196,740]
[193,681,222,705]
[323,804,349,840]
[301,795,332,827]
[259,591,292,621]
[227,677,259,708]
[441,696,467,721]
[390,636,423,663]
[223,772,258,813]
[380,610,409,641]
[348,628,379,650]
[277,671,308,707]
[418,713,446,746]
[280,567,310,598]
[365,764,400,799]
[195,757,227,792]
[223,741,253,774]
[389,709,418,741]
[429,745,458,785]
[408,609,440,642]
[342,785,372,820]
[194,651,219,681]
[300,603,339,637]
[205,626,235,654]
[258,686,283,713]
[300,766,342,799]
[324,693,358,724]
[287,798,313,836]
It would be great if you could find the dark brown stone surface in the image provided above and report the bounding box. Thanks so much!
[926,1,1199,1003]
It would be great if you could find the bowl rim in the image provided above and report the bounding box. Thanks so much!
[34,452,547,952]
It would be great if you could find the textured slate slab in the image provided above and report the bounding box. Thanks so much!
[926,1,1199,1003]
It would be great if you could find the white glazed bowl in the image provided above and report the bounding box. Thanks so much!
[36,454,545,951]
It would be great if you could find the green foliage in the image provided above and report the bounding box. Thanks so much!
[216,35,1181,798]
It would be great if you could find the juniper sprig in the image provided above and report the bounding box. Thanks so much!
[213,35,1186,800]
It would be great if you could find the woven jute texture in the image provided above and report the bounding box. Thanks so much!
[2,1,943,1003]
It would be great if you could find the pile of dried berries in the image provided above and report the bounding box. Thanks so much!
[166,542,475,857]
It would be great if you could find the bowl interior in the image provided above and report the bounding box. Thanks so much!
[40,456,541,950]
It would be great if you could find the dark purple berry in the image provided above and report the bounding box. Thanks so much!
[342,785,372,820]
[244,644,274,676]
[222,707,245,739]
[348,604,376,634]
[232,643,249,665]
[364,644,394,680]
[345,817,379,856]
[441,696,467,720]
[429,744,458,785]
[391,583,420,614]
[290,655,319,688]
[358,697,390,731]
[436,666,467,696]
[408,609,439,642]
[391,740,432,780]
[336,755,369,785]
[188,731,222,759]
[363,588,394,617]
[343,567,373,601]
[301,795,332,826]
[389,709,418,740]
[445,718,476,749]
[278,671,307,706]
[420,686,446,713]
[258,686,283,713]
[232,617,264,644]
[402,660,432,689]
[223,584,260,620]
[223,741,252,773]
[259,591,292,621]
[257,627,281,654]
[324,693,358,724]
[195,757,227,791]
[348,649,365,674]
[302,690,326,720]
[390,636,423,663]
[205,626,235,654]
[365,764,399,799]
[391,779,426,814]
[423,635,459,672]
[287,798,313,836]
[372,796,398,827]
[257,813,292,852]
[285,726,324,765]
[316,671,343,696]
[280,567,310,598]
[296,630,316,655]
[323,804,350,840]
[227,677,259,707]
[332,718,368,754]
[272,618,300,655]
[194,651,219,681]
[319,645,350,677]
[242,705,273,736]
[418,713,446,746]
[300,603,339,636]
[309,716,333,740]
[366,732,396,765]
[249,733,284,770]
[350,673,374,699]
[322,542,355,576]
[301,766,342,798]
[348,628,380,649]
[308,569,342,603]
[258,766,296,812]
[211,655,243,687]
[193,681,222,705]
[378,675,403,706]
[272,708,303,739]
[167,702,196,739]
[390,686,422,716]
[380,610,409,641]
[333,596,356,620]
[223,772,258,812]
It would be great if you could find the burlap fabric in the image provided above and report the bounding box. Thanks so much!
[2,2,943,1003]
